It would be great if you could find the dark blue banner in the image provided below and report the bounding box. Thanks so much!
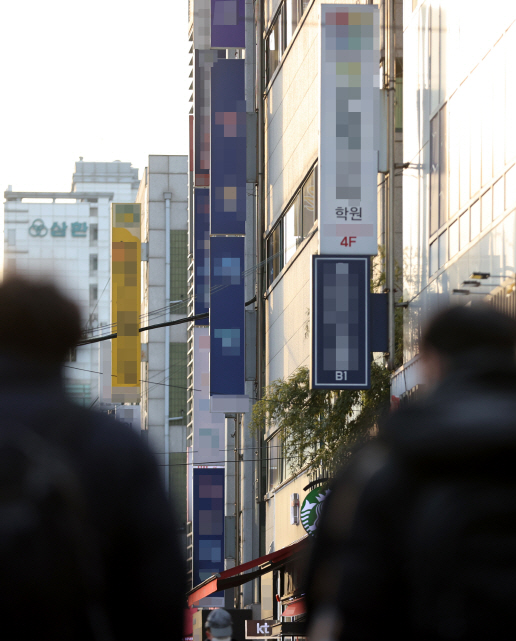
[211,0,245,49]
[195,50,226,187]
[194,189,210,323]
[210,236,245,395]
[311,255,370,389]
[193,468,225,591]
[210,59,246,235]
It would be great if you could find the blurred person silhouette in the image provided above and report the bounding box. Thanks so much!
[306,304,516,641]
[0,275,185,640]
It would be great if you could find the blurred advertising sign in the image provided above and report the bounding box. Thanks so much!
[311,255,370,389]
[211,0,245,48]
[111,203,141,403]
[246,620,279,639]
[319,4,380,256]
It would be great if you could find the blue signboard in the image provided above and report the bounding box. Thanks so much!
[211,0,245,49]
[194,189,210,323]
[210,236,245,396]
[210,59,246,235]
[193,468,225,591]
[311,255,370,389]
[194,50,226,187]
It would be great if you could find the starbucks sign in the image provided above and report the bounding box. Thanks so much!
[300,486,330,536]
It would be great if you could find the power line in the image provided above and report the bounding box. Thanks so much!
[63,365,199,392]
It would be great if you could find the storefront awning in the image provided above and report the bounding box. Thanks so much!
[282,597,306,617]
[187,536,309,606]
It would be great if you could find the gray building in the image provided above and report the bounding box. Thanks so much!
[137,155,189,534]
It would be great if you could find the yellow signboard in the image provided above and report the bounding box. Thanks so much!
[111,203,141,403]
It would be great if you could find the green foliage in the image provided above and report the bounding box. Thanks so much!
[249,363,390,474]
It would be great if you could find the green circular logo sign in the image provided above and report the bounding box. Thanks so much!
[300,486,330,536]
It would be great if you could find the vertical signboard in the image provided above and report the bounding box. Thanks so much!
[111,203,141,403]
[211,59,247,235]
[319,4,380,256]
[194,190,210,322]
[193,328,225,465]
[311,255,370,389]
[211,0,245,48]
[209,236,246,405]
[193,467,225,599]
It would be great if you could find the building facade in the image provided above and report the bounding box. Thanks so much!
[3,160,139,407]
[392,0,516,398]
[137,154,189,537]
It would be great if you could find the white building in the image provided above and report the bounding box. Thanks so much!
[393,1,516,399]
[3,160,139,407]
[137,155,189,534]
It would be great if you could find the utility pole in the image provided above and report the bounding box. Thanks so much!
[386,0,396,371]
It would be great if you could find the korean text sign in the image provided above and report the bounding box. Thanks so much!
[319,4,380,256]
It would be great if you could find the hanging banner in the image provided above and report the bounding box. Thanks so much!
[111,203,141,403]
[193,468,225,599]
[319,4,380,256]
[194,189,210,322]
[311,255,370,389]
[195,50,225,187]
[209,236,247,409]
[211,0,245,48]
[211,59,247,235]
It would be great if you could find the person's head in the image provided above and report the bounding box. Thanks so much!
[205,608,233,641]
[420,303,516,386]
[0,275,82,367]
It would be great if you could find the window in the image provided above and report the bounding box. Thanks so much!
[90,207,98,217]
[481,190,492,230]
[283,192,301,264]
[268,433,283,490]
[267,224,283,288]
[89,254,98,273]
[265,0,310,86]
[7,229,16,247]
[302,166,317,235]
[89,284,98,305]
[90,224,98,243]
[66,348,77,363]
[266,164,318,287]
[493,177,505,219]
[449,220,459,257]
[470,200,480,240]
[266,10,282,84]
[430,106,447,236]
[459,211,470,250]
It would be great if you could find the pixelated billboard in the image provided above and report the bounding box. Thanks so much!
[193,327,225,465]
[211,0,245,48]
[319,5,379,256]
[111,203,141,403]
[211,59,246,235]
[194,190,210,322]
[210,236,245,397]
[311,255,370,389]
[195,50,226,187]
[193,468,225,592]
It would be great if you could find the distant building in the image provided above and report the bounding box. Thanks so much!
[136,155,189,540]
[3,160,139,408]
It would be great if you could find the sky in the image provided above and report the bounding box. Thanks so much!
[0,0,189,195]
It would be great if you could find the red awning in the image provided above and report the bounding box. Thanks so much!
[187,536,309,606]
[282,597,306,617]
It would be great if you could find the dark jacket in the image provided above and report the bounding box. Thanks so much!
[0,359,185,640]
[306,359,516,640]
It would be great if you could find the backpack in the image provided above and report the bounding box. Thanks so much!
[404,466,516,640]
[0,423,112,640]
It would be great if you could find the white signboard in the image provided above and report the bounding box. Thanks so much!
[319,4,380,256]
